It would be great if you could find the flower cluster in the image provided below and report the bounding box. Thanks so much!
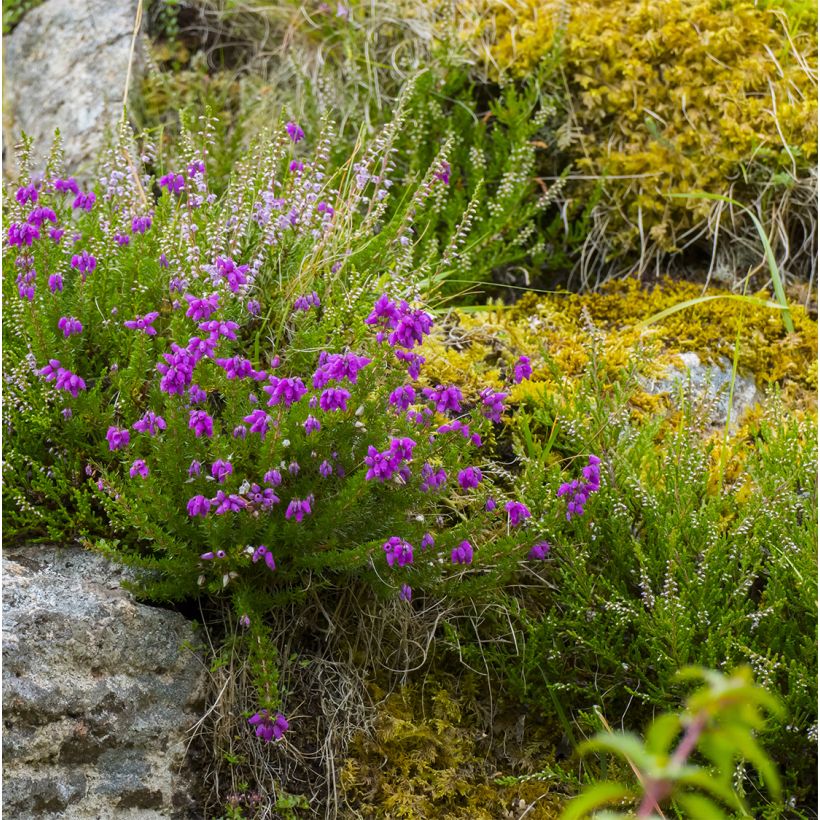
[557,455,602,520]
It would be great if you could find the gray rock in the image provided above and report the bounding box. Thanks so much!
[3,0,145,177]
[642,351,761,429]
[3,546,208,819]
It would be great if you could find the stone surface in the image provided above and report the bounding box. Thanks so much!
[3,546,207,819]
[3,0,144,177]
[642,351,761,429]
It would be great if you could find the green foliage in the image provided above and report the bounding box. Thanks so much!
[562,667,783,819]
[2,0,44,34]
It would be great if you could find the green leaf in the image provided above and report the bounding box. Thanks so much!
[676,769,746,811]
[560,782,633,820]
[579,733,655,771]
[674,792,729,819]
[721,725,782,800]
[638,294,784,328]
[645,713,682,755]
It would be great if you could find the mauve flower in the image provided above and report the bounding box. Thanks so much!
[54,177,79,195]
[383,536,413,568]
[189,410,214,438]
[434,160,451,185]
[48,274,63,293]
[106,426,130,451]
[288,461,300,476]
[421,532,434,550]
[252,545,276,571]
[303,415,321,435]
[319,387,350,412]
[57,316,83,337]
[131,215,152,234]
[364,446,401,482]
[159,173,185,194]
[423,385,462,414]
[244,409,271,438]
[185,293,220,321]
[16,183,38,205]
[187,495,211,517]
[558,455,601,520]
[480,388,508,422]
[264,377,308,408]
[528,541,550,560]
[212,490,246,514]
[132,410,167,436]
[188,460,202,478]
[264,470,282,486]
[289,160,304,173]
[420,463,447,492]
[285,495,313,522]
[513,355,532,384]
[8,222,39,247]
[286,122,305,142]
[246,299,261,316]
[211,460,233,483]
[399,583,412,602]
[248,710,289,742]
[485,497,497,512]
[114,233,130,246]
[389,384,416,411]
[188,384,207,404]
[123,312,159,335]
[506,501,531,528]
[72,191,96,211]
[49,227,65,243]
[451,541,473,565]
[70,251,96,277]
[457,467,483,490]
[129,459,149,479]
[394,349,425,379]
[215,256,248,293]
[294,291,320,312]
[319,460,333,478]
[54,368,86,397]
[27,206,56,227]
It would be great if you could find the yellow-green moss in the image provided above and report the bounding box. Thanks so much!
[341,677,565,818]
[421,277,817,418]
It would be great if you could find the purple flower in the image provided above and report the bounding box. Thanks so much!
[215,256,249,293]
[319,460,333,478]
[188,460,202,477]
[389,384,416,411]
[248,710,289,742]
[288,461,300,476]
[480,388,508,422]
[506,501,531,528]
[457,467,483,490]
[365,294,401,328]
[388,306,433,349]
[383,536,414,568]
[114,233,130,246]
[303,415,321,435]
[319,387,350,412]
[211,459,233,483]
[54,177,79,195]
[198,319,239,341]
[188,384,207,404]
[244,409,271,438]
[185,292,220,321]
[106,426,130,451]
[133,410,167,436]
[48,273,64,293]
[394,350,425,379]
[558,455,601,520]
[70,251,96,279]
[286,121,305,142]
[129,459,149,479]
[485,497,497,512]
[289,159,304,173]
[285,495,314,523]
[246,299,261,316]
[62,408,73,419]
[420,462,447,492]
[240,614,251,628]
[49,227,65,243]
[187,495,212,517]
[159,173,185,195]
[157,344,196,395]
[264,470,282,486]
[513,355,532,384]
[364,446,401,482]
[124,312,159,335]
[72,191,96,211]
[252,545,277,571]
[422,385,462,414]
[400,583,413,602]
[57,316,83,337]
[27,206,57,227]
[312,352,371,388]
[131,215,152,234]
[528,541,550,560]
[451,540,473,565]
[16,183,38,205]
[389,437,416,461]
[264,377,308,408]
[189,410,214,438]
[8,222,40,247]
[294,291,320,312]
[54,367,86,396]
[434,161,451,185]
[212,490,247,514]
[421,532,434,550]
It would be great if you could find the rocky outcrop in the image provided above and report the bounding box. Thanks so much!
[643,351,761,429]
[2,546,207,819]
[3,0,145,178]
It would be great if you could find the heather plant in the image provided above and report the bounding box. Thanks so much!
[2,115,566,765]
